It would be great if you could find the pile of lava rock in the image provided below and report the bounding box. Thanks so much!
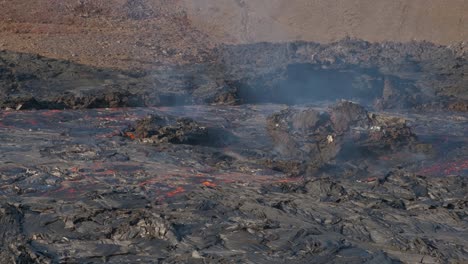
[125,115,210,145]
[124,114,232,148]
[266,101,417,173]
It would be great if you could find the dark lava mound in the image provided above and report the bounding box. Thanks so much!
[267,101,417,174]
[1,39,467,111]
[125,114,231,147]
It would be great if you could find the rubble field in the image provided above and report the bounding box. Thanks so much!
[0,101,466,263]
[0,40,467,263]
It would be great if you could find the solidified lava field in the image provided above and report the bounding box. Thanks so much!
[0,40,467,263]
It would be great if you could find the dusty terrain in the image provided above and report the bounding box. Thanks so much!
[0,0,467,70]
[0,1,467,263]
[0,0,215,70]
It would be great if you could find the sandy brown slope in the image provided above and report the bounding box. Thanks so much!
[0,0,466,71]
[183,0,468,46]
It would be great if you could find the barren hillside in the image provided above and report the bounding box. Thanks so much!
[0,0,466,70]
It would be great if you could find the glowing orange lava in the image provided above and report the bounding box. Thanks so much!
[202,181,217,187]
[167,186,185,197]
[125,132,136,140]
[418,159,468,176]
[41,109,62,117]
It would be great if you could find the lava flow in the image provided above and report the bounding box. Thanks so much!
[0,103,466,263]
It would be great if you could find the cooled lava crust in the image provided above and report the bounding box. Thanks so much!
[0,40,467,263]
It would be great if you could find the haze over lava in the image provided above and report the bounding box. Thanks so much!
[0,1,467,263]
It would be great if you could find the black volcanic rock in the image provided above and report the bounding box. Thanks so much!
[131,115,209,145]
[267,101,417,172]
[1,39,467,110]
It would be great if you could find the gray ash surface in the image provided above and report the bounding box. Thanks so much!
[0,103,467,263]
